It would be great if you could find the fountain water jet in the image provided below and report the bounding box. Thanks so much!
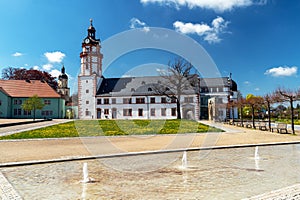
[181,151,188,169]
[81,162,94,183]
[254,146,260,160]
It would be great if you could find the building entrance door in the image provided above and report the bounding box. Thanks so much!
[112,108,117,119]
[97,109,101,119]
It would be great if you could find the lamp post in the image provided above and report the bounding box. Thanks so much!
[227,73,233,121]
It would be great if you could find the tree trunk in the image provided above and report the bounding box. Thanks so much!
[241,107,244,127]
[252,105,255,129]
[33,108,36,121]
[267,101,271,131]
[231,106,234,122]
[176,99,181,119]
[290,98,295,134]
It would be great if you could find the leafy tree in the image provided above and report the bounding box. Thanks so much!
[22,95,45,121]
[1,67,58,90]
[155,58,199,119]
[245,94,264,129]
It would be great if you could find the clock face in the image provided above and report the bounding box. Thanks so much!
[85,38,90,44]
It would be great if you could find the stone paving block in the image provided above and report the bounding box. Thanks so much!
[0,172,22,200]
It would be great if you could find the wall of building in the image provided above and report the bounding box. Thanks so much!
[95,95,198,120]
[0,91,11,118]
[78,75,98,119]
[9,97,65,119]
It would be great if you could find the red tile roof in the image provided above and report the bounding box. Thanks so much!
[0,80,61,98]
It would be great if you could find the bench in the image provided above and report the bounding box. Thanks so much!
[257,122,267,131]
[235,121,244,127]
[271,123,288,134]
[244,122,252,128]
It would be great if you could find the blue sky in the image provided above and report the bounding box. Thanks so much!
[0,0,299,96]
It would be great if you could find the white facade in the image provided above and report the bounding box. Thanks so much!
[95,95,198,120]
[78,20,103,119]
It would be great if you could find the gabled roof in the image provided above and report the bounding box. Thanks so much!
[200,77,238,91]
[0,80,61,98]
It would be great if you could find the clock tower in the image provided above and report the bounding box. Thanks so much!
[78,19,103,119]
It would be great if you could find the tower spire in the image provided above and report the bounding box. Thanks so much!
[88,19,96,39]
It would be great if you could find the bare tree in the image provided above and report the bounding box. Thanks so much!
[155,58,199,119]
[274,88,300,134]
[1,67,16,79]
[263,93,275,131]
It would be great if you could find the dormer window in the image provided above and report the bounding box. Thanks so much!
[141,81,145,85]
[148,87,152,92]
[131,88,135,92]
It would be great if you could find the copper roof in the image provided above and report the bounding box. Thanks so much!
[0,80,61,98]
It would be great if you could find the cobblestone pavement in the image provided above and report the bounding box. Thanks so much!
[244,184,300,200]
[0,172,22,200]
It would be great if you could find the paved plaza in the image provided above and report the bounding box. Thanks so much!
[1,120,300,199]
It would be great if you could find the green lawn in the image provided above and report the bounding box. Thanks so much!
[0,119,223,140]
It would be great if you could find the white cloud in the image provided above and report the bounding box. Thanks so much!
[254,87,260,91]
[244,81,250,85]
[129,18,150,32]
[49,69,61,78]
[32,65,40,70]
[173,16,229,43]
[42,63,53,71]
[264,66,298,77]
[140,0,263,12]
[12,52,23,57]
[44,51,65,63]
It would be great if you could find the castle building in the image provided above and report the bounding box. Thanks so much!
[77,20,238,120]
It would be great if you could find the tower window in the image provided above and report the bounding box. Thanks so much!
[86,89,89,93]
[123,98,132,104]
[171,108,176,116]
[151,108,155,116]
[161,108,166,116]
[150,97,155,103]
[138,108,143,117]
[123,109,132,116]
[136,98,145,104]
[104,98,109,104]
[86,100,89,104]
